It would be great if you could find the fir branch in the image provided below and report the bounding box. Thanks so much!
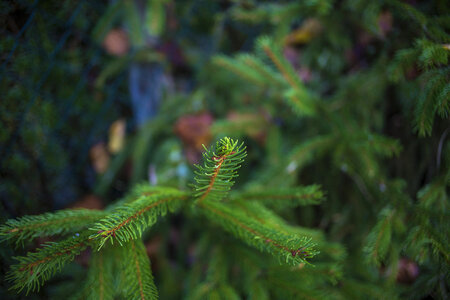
[107,184,183,210]
[415,68,449,136]
[120,239,158,300]
[237,53,285,86]
[234,185,325,209]
[255,37,317,116]
[0,209,106,246]
[234,201,303,235]
[83,248,115,300]
[193,137,246,203]
[388,48,419,82]
[6,232,92,294]
[199,200,318,265]
[187,247,240,299]
[417,174,448,208]
[257,37,305,92]
[231,200,345,261]
[265,264,337,300]
[212,55,267,86]
[90,189,188,249]
[284,88,317,116]
[413,206,450,264]
[205,247,228,283]
[416,39,449,69]
[436,83,449,117]
[211,114,269,138]
[363,133,402,158]
[364,207,394,266]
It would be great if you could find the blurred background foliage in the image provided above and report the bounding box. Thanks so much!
[0,0,448,299]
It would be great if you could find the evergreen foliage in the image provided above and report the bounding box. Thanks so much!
[232,185,325,209]
[120,240,158,300]
[193,137,246,203]
[6,232,91,294]
[91,188,188,249]
[199,200,318,266]
[77,247,116,300]
[1,138,325,298]
[1,0,449,299]
[0,209,106,246]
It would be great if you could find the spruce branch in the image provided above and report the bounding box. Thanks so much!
[257,36,301,90]
[90,189,188,249]
[211,114,269,138]
[6,232,92,294]
[362,133,402,157]
[212,55,267,86]
[193,137,246,203]
[237,53,285,86]
[81,248,115,300]
[212,53,284,89]
[186,247,241,299]
[0,209,106,246]
[232,201,319,239]
[234,185,325,209]
[199,200,318,265]
[107,184,183,210]
[120,239,158,300]
[364,207,395,266]
[417,174,448,208]
[415,68,449,136]
[264,264,336,299]
[256,36,316,115]
[229,200,345,260]
[414,206,450,264]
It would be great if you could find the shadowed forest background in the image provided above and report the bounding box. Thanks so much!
[0,0,448,299]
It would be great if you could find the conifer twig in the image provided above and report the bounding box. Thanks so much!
[234,185,325,208]
[120,239,158,300]
[6,232,93,294]
[91,189,188,249]
[194,137,246,204]
[199,200,318,265]
[0,209,106,246]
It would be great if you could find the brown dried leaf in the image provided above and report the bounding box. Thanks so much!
[90,142,110,174]
[103,28,130,56]
[108,119,126,153]
[70,194,104,210]
[174,112,213,150]
[174,112,213,164]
